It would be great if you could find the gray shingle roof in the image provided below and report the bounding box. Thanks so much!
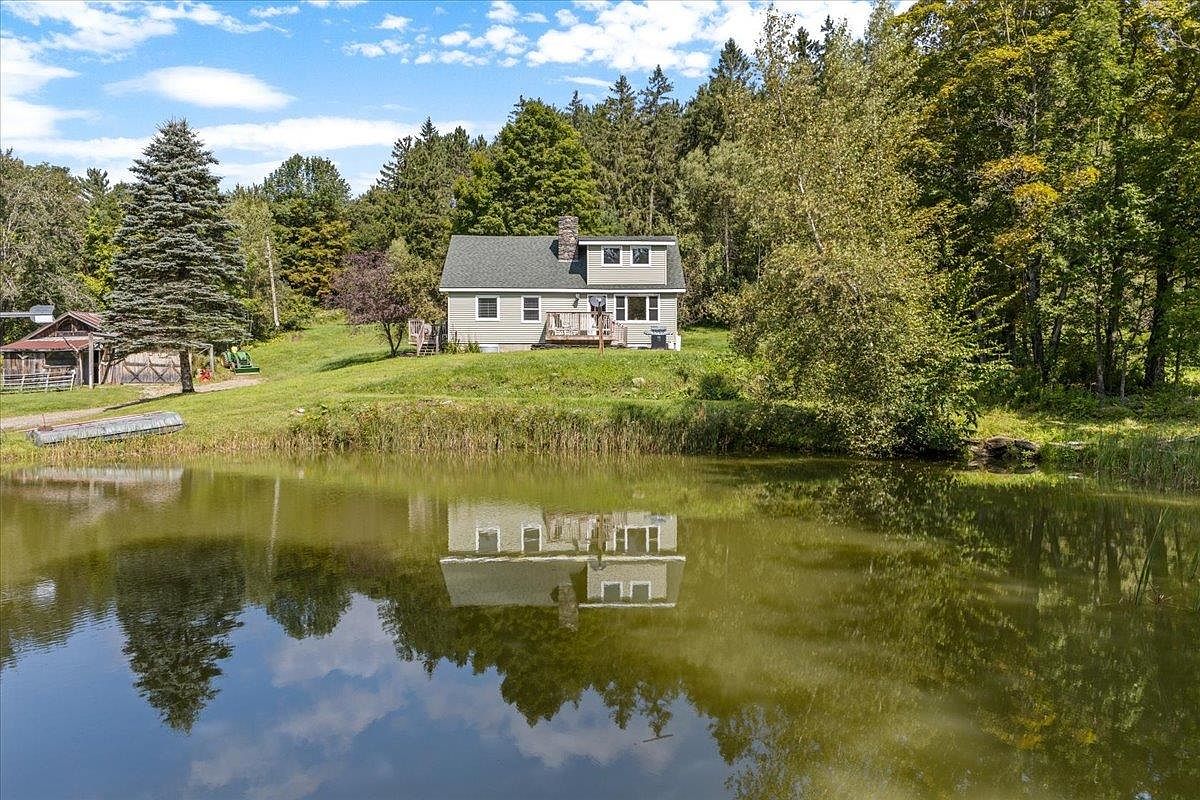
[577,235,676,243]
[440,235,685,291]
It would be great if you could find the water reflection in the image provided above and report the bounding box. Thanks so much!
[1,458,1197,800]
[441,504,685,619]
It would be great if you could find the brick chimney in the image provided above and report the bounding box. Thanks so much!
[557,215,579,262]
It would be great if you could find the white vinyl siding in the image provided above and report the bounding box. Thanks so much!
[585,244,668,285]
[446,292,679,350]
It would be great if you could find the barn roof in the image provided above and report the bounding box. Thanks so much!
[1,311,110,353]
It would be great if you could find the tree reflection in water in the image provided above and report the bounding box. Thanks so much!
[0,458,1196,798]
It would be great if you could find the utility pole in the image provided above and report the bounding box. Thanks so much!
[265,236,280,328]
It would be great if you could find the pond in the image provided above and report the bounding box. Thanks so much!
[1,457,1197,799]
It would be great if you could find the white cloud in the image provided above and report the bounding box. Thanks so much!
[343,38,408,57]
[0,95,91,140]
[564,75,612,88]
[1,134,148,164]
[439,30,472,47]
[438,49,490,66]
[0,37,87,141]
[414,52,434,65]
[377,13,411,31]
[2,116,499,180]
[305,0,367,7]
[487,1,548,24]
[528,0,877,78]
[433,24,528,61]
[250,5,300,18]
[487,0,519,23]
[481,24,527,54]
[6,1,277,57]
[0,36,77,95]
[106,66,293,111]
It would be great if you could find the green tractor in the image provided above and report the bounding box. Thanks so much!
[223,347,261,374]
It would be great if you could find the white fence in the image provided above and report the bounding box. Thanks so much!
[1,371,77,393]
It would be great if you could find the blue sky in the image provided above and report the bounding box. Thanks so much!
[1,1,895,194]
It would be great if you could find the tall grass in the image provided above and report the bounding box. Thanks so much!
[1042,433,1200,493]
[286,399,834,455]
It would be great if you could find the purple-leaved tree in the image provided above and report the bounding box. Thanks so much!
[331,251,410,356]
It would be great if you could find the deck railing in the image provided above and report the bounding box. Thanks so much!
[543,312,628,346]
[1,370,76,393]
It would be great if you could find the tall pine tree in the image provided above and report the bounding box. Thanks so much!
[453,99,602,235]
[109,120,245,393]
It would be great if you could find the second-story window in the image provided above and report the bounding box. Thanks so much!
[602,246,621,265]
[632,246,650,264]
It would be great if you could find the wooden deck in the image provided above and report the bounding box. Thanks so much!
[543,311,628,347]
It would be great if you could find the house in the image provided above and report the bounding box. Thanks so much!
[438,501,685,610]
[0,311,110,386]
[439,216,685,351]
[1,310,183,386]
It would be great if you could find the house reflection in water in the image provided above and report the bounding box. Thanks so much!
[439,503,684,624]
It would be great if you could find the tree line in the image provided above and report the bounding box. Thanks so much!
[0,0,1194,448]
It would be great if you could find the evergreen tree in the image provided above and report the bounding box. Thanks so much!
[109,120,245,394]
[453,99,602,235]
[680,39,754,154]
[353,121,474,260]
[639,66,682,232]
[589,76,648,232]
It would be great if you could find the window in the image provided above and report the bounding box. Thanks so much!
[522,525,541,553]
[476,527,499,553]
[630,582,651,603]
[476,296,498,320]
[602,582,622,603]
[632,246,650,265]
[625,526,647,555]
[522,296,541,323]
[615,295,659,322]
[648,526,660,554]
[602,246,621,265]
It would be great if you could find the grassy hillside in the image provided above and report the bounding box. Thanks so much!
[1,314,737,454]
[2,313,1195,490]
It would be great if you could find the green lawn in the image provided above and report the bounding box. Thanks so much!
[2,313,1194,470]
[0,384,142,418]
[1,313,732,455]
[976,406,1199,443]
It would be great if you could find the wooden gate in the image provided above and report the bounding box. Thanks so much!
[119,353,180,384]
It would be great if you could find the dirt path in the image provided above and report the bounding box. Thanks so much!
[0,377,260,432]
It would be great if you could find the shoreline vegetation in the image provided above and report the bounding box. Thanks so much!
[2,315,1196,492]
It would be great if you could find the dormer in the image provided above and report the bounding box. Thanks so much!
[577,237,672,286]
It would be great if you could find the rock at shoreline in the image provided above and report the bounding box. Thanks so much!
[970,435,1041,466]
